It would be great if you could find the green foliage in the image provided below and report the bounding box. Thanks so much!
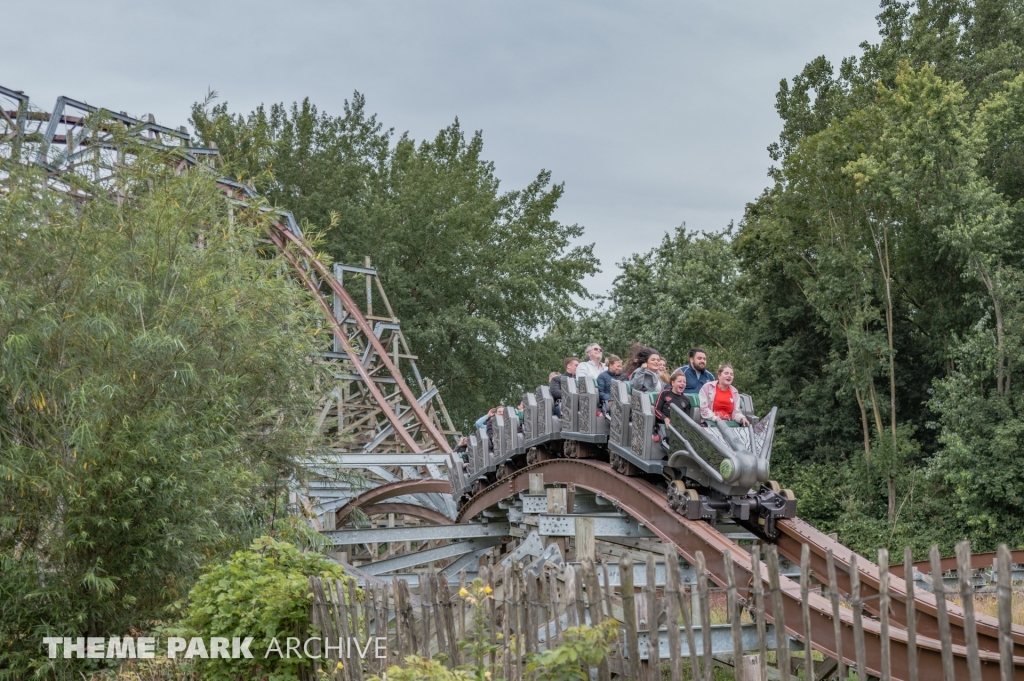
[372,657,478,681]
[550,1,1024,554]
[0,135,326,677]
[930,325,1024,548]
[374,580,616,681]
[523,619,618,681]
[737,1,1024,552]
[191,97,598,430]
[167,537,348,681]
[604,225,744,371]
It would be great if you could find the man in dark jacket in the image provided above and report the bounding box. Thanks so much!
[677,347,714,395]
[550,357,579,417]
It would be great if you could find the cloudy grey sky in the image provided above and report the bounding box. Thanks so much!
[5,1,881,299]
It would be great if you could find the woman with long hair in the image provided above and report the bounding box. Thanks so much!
[624,343,656,377]
[697,363,750,426]
[630,352,665,393]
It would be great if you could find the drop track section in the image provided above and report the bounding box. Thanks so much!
[454,457,1024,681]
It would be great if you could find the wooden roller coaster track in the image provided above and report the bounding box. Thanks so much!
[342,458,1024,680]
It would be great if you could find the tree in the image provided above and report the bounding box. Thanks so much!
[0,139,325,677]
[732,0,1024,550]
[192,98,598,428]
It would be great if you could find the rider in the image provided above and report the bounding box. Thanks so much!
[698,363,750,426]
[575,343,607,384]
[677,347,714,395]
[550,357,579,417]
[597,354,625,408]
[655,370,689,425]
[630,353,665,393]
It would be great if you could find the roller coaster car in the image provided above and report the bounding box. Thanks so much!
[662,401,796,539]
[456,378,796,539]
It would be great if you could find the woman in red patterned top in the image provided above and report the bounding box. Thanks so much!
[697,364,750,426]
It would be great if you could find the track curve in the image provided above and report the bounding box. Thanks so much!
[890,548,1024,578]
[335,479,452,523]
[456,458,1023,681]
[359,502,454,525]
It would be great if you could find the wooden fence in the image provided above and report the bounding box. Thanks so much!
[308,541,1021,681]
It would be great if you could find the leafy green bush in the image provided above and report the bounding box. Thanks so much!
[523,620,618,681]
[169,536,349,681]
[0,127,328,678]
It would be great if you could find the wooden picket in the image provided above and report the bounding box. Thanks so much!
[308,540,1021,681]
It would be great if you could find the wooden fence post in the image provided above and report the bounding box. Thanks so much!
[878,549,891,681]
[997,544,1014,681]
[662,546,683,681]
[645,554,659,681]
[419,574,432,660]
[525,572,538,655]
[903,548,918,681]
[930,545,955,681]
[400,579,418,662]
[724,552,745,681]
[393,578,405,665]
[502,564,513,681]
[438,576,459,665]
[750,544,769,681]
[956,540,982,681]
[581,558,611,681]
[825,549,845,681]
[849,553,866,681]
[620,554,643,681]
[765,546,789,681]
[565,565,581,629]
[694,551,713,681]
[549,568,563,645]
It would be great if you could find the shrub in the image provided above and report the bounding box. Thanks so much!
[169,536,350,681]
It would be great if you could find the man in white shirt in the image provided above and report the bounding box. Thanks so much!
[574,343,607,384]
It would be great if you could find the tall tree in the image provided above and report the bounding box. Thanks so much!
[192,98,598,428]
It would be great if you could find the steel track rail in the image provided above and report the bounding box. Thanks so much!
[334,478,453,522]
[455,458,1023,681]
[359,502,454,525]
[265,219,424,453]
[272,223,452,453]
[777,518,1024,656]
[890,548,1024,578]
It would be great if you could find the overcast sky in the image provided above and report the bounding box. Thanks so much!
[5,1,881,299]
